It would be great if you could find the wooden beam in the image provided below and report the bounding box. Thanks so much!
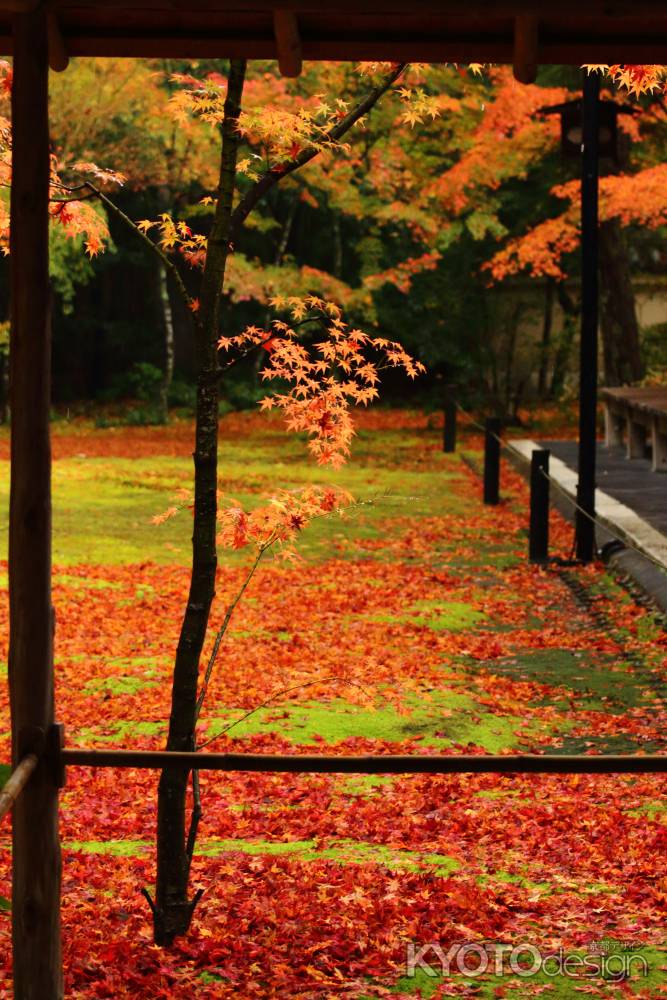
[61,748,667,774]
[47,9,69,72]
[9,6,63,999]
[0,1,661,11]
[0,17,665,64]
[273,9,301,76]
[513,13,538,83]
[0,1,37,11]
[0,754,38,823]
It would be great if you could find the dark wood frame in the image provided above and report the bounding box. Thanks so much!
[6,5,667,997]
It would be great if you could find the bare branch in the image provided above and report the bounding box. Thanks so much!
[195,543,266,721]
[199,673,377,750]
[74,179,197,320]
[49,195,96,205]
[185,769,202,864]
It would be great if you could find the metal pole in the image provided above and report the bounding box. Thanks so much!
[529,449,550,563]
[576,71,599,563]
[483,418,501,505]
[443,384,457,453]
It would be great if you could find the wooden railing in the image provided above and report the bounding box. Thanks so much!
[0,755,39,824]
[60,747,667,776]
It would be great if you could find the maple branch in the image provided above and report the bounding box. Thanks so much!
[73,180,197,320]
[193,494,390,727]
[195,543,266,721]
[229,63,408,242]
[215,316,323,380]
[185,768,202,864]
[141,887,156,916]
[49,194,96,205]
[198,673,376,750]
[216,338,273,380]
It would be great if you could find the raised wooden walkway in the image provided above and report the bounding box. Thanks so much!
[548,440,667,537]
[510,438,667,573]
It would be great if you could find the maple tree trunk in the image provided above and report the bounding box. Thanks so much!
[154,58,246,947]
[9,8,63,997]
[598,218,644,385]
[152,59,404,946]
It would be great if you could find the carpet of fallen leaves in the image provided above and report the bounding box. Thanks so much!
[0,410,665,999]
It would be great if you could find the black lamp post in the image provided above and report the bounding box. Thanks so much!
[540,74,633,563]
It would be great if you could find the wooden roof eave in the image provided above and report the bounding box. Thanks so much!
[0,3,667,71]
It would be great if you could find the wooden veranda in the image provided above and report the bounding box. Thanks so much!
[4,3,667,997]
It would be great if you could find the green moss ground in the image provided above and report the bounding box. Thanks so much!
[0,446,467,566]
[204,690,547,752]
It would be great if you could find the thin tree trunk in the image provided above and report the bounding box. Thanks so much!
[9,8,63,997]
[332,212,343,278]
[276,195,298,266]
[254,195,298,380]
[157,262,175,423]
[150,61,404,946]
[598,218,644,385]
[537,278,554,398]
[0,350,9,423]
[510,378,526,422]
[549,283,579,398]
[503,302,522,416]
[154,58,246,947]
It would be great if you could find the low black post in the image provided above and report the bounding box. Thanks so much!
[483,418,501,505]
[529,449,550,563]
[443,385,456,453]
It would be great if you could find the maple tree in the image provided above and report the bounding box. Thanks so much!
[45,57,433,945]
[342,62,667,398]
[470,66,667,388]
[485,166,667,284]
[0,63,112,260]
[42,59,463,414]
[24,58,437,427]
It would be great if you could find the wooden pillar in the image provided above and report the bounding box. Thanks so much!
[9,8,63,999]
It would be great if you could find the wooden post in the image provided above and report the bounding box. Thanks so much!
[9,8,63,999]
[513,15,538,84]
[273,10,302,77]
[529,449,550,563]
[483,418,501,505]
